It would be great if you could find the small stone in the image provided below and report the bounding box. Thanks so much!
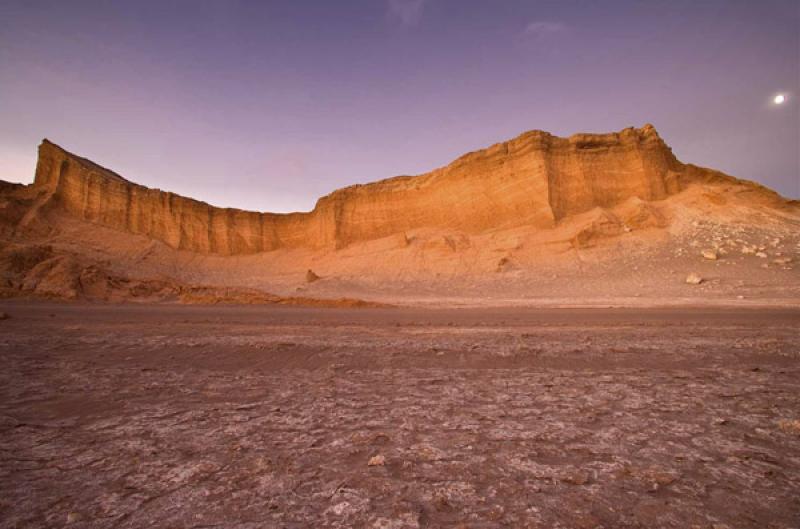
[0,312,9,320]
[741,245,756,255]
[701,249,718,260]
[561,469,591,485]
[66,512,82,523]
[777,419,800,434]
[773,257,792,265]
[305,269,321,283]
[685,273,703,285]
[755,252,768,258]
[496,256,514,272]
[368,454,386,466]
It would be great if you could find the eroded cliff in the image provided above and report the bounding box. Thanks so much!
[33,125,690,255]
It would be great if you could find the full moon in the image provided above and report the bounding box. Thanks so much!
[774,94,786,105]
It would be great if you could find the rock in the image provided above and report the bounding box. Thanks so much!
[777,419,800,434]
[368,454,386,467]
[773,257,792,265]
[570,210,627,249]
[66,512,82,523]
[617,199,668,231]
[496,256,517,272]
[1,127,794,307]
[755,252,768,258]
[23,256,82,299]
[685,273,703,285]
[31,126,690,255]
[778,419,800,435]
[0,312,8,320]
[561,469,591,485]
[741,245,756,255]
[0,244,54,273]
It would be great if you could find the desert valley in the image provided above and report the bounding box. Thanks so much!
[1,124,799,528]
[1,1,798,527]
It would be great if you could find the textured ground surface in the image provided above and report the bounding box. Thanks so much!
[1,303,799,528]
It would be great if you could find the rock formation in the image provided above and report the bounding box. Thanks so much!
[32,125,699,255]
[2,123,798,305]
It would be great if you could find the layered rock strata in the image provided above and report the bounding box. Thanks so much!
[33,125,687,255]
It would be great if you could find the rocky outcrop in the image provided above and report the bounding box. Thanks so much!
[0,242,386,306]
[33,125,691,255]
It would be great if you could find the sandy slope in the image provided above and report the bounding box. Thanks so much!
[2,177,798,306]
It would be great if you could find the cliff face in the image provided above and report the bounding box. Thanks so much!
[32,125,687,255]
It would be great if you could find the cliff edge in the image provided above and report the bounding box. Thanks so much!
[32,125,718,255]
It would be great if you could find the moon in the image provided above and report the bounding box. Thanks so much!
[774,94,786,105]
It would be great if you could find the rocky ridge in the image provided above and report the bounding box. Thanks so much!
[32,125,714,255]
[1,124,798,305]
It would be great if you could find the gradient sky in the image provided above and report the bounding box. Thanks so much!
[1,0,798,212]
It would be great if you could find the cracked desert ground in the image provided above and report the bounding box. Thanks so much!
[1,303,798,528]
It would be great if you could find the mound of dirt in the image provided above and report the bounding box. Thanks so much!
[570,209,626,249]
[0,243,384,307]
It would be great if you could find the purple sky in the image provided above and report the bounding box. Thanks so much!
[1,0,798,212]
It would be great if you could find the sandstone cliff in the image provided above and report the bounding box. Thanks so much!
[33,125,694,255]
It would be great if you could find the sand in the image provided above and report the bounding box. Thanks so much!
[1,302,798,528]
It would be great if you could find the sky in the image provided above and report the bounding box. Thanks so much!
[0,0,798,212]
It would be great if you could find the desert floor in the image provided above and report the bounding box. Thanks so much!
[1,302,799,528]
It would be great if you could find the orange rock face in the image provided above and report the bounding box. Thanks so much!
[33,125,687,255]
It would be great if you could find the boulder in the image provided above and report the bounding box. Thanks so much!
[685,273,703,285]
[368,455,386,467]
